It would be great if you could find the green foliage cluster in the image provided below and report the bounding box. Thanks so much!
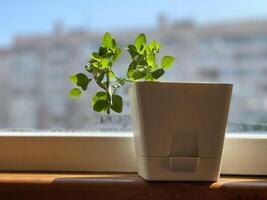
[69,32,175,114]
[127,34,174,81]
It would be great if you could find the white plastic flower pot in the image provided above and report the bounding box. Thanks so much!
[129,82,233,181]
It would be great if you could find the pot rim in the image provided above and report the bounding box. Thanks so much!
[131,81,233,87]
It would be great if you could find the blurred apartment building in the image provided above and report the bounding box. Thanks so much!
[0,19,267,130]
[0,49,11,127]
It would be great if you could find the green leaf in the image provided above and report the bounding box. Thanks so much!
[70,73,91,90]
[102,32,113,49]
[92,91,108,112]
[133,69,147,80]
[92,91,107,103]
[146,46,152,55]
[127,45,138,59]
[135,33,146,51]
[133,54,143,63]
[93,100,108,112]
[156,42,161,50]
[92,62,101,69]
[147,54,156,68]
[99,47,107,56]
[145,72,153,81]
[102,58,111,68]
[104,52,113,59]
[69,88,82,98]
[111,94,123,113]
[92,52,101,61]
[149,40,156,50]
[139,60,148,66]
[127,61,137,79]
[111,39,117,51]
[151,68,165,79]
[112,48,121,62]
[128,59,147,80]
[149,40,160,51]
[139,43,146,54]
[161,56,175,69]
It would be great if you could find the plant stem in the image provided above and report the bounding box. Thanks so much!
[106,70,111,114]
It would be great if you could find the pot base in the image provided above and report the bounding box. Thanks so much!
[136,155,221,181]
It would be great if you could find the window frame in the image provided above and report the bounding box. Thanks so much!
[0,132,266,175]
[221,133,267,175]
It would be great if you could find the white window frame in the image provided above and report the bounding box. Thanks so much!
[0,132,266,175]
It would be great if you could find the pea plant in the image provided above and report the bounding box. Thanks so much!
[69,32,174,114]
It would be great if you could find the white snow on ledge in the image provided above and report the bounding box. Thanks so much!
[227,133,267,139]
[0,130,133,137]
[0,130,266,138]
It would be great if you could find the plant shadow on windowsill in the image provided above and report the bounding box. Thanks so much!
[52,174,217,186]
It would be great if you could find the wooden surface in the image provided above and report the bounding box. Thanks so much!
[0,173,266,200]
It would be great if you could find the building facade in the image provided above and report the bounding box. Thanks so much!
[0,19,267,130]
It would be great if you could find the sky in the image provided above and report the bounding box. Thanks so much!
[1,0,267,46]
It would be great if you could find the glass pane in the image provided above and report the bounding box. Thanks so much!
[0,1,267,133]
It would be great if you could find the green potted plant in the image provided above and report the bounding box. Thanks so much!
[69,32,174,113]
[69,32,233,181]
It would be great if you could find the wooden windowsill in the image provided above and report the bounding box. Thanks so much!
[0,173,267,200]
